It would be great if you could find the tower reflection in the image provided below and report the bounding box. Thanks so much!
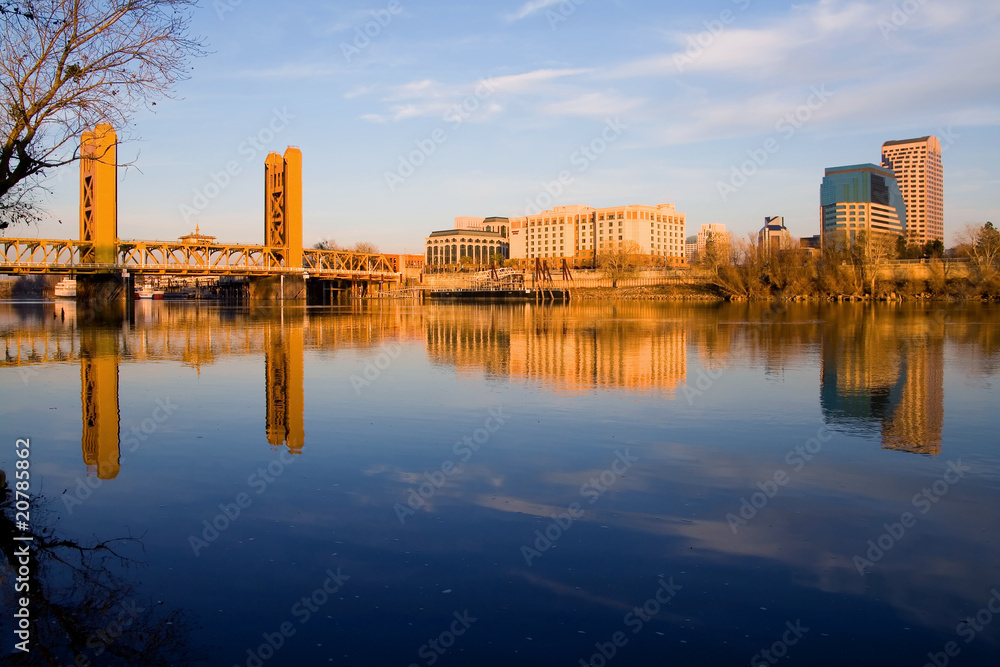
[821,307,944,455]
[80,327,121,479]
[265,318,304,454]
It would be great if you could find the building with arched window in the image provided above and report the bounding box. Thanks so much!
[425,226,510,267]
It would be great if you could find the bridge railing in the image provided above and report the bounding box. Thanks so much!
[303,248,399,277]
[0,237,400,279]
[0,238,92,271]
[118,241,289,274]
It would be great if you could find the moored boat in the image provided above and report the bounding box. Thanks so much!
[54,278,77,298]
[137,283,165,300]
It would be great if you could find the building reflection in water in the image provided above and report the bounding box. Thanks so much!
[821,308,945,455]
[425,303,687,393]
[5,300,995,477]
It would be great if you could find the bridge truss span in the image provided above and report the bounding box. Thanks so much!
[0,237,399,281]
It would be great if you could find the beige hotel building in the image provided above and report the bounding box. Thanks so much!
[881,136,944,245]
[508,203,687,267]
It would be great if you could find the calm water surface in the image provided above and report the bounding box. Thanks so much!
[1,300,999,666]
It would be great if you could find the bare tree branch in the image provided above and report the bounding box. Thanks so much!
[597,240,641,288]
[0,0,205,227]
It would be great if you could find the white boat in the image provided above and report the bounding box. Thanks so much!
[137,284,165,300]
[54,278,77,298]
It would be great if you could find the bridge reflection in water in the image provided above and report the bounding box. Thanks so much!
[2,301,997,479]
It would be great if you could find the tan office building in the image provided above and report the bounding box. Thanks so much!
[881,136,943,245]
[508,203,687,267]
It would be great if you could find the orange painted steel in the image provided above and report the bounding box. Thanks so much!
[0,237,400,281]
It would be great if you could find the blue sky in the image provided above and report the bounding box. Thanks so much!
[23,0,1000,251]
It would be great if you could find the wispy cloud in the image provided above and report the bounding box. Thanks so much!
[233,63,342,80]
[344,84,378,100]
[606,1,879,80]
[492,68,593,92]
[506,0,562,21]
[360,68,595,123]
[542,92,643,119]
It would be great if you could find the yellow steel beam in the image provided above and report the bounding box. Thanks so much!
[0,238,400,280]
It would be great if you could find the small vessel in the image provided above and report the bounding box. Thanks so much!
[137,283,165,300]
[54,278,77,298]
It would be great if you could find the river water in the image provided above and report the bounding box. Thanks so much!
[1,300,999,666]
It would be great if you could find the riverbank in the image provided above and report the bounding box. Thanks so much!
[0,276,56,299]
[570,283,723,301]
[570,277,1000,302]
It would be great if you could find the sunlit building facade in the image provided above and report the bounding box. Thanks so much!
[508,203,686,267]
[881,136,943,245]
[758,216,787,254]
[425,228,509,266]
[820,164,906,247]
[697,223,731,257]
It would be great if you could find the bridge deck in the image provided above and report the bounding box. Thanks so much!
[0,238,400,280]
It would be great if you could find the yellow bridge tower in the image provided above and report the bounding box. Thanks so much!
[79,124,118,266]
[264,147,303,270]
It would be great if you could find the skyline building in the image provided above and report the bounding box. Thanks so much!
[758,216,787,254]
[820,163,906,247]
[696,223,730,260]
[685,235,698,262]
[507,203,686,267]
[425,226,510,266]
[425,215,512,267]
[881,136,944,246]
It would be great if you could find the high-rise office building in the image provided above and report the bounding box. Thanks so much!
[820,164,906,247]
[881,136,943,246]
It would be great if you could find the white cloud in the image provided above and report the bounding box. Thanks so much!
[542,92,643,119]
[491,68,593,93]
[606,1,880,80]
[344,85,378,100]
[363,68,594,123]
[234,63,341,80]
[506,0,562,21]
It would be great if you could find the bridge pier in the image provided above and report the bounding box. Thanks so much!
[247,274,306,301]
[76,273,134,320]
[306,278,344,304]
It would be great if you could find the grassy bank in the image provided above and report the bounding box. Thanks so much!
[571,282,723,301]
[572,273,1000,302]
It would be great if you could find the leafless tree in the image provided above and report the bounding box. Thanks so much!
[0,0,204,228]
[0,470,198,665]
[957,222,1000,276]
[707,235,770,299]
[312,238,340,250]
[597,240,641,288]
[853,230,898,296]
[352,241,380,254]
